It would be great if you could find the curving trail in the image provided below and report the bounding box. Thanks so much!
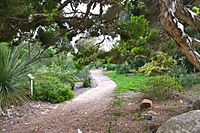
[3,69,116,133]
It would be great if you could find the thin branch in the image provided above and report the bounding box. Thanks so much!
[58,0,72,10]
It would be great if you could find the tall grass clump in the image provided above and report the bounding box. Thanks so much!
[0,43,33,109]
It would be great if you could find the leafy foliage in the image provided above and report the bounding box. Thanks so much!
[116,63,131,74]
[169,62,188,77]
[179,74,200,88]
[105,15,162,70]
[72,39,99,69]
[139,52,177,76]
[33,50,93,102]
[126,1,147,16]
[104,63,118,71]
[118,15,148,40]
[192,6,200,14]
[35,65,77,88]
[34,75,74,103]
[146,75,182,100]
[77,67,91,87]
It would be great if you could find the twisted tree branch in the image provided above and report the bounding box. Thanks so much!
[159,0,200,70]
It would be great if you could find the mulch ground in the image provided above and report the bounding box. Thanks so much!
[0,91,196,133]
[109,92,191,133]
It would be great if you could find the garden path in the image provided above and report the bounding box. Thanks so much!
[4,69,116,133]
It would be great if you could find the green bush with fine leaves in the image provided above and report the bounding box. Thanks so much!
[179,74,200,88]
[34,75,74,103]
[146,75,182,100]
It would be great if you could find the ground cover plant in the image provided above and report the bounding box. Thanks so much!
[105,71,154,93]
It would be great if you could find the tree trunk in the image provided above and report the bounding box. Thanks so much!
[159,0,200,70]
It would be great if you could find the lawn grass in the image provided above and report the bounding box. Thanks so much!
[105,71,154,93]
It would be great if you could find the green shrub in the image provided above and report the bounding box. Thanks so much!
[36,65,77,89]
[146,75,182,100]
[118,15,148,40]
[139,52,177,76]
[116,63,131,74]
[179,74,200,88]
[77,67,91,87]
[104,63,118,71]
[139,64,167,76]
[168,62,188,77]
[83,78,91,87]
[34,75,74,103]
[128,55,146,70]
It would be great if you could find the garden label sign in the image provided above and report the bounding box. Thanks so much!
[28,74,34,96]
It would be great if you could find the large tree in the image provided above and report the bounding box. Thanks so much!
[159,0,200,70]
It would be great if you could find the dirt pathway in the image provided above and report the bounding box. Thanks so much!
[2,69,116,133]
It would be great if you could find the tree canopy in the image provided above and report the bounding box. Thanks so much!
[0,0,127,44]
[1,0,200,70]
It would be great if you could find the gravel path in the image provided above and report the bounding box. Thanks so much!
[2,69,116,133]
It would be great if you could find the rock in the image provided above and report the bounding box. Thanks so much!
[156,110,200,133]
[144,114,152,121]
[140,99,152,109]
[74,82,84,89]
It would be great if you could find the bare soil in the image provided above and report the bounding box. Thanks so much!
[109,92,190,133]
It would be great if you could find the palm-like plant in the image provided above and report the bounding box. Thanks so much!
[0,43,34,109]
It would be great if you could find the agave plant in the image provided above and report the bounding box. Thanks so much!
[0,43,35,109]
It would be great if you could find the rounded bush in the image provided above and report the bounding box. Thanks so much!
[146,75,182,100]
[116,64,130,74]
[179,74,200,88]
[34,76,74,103]
[139,52,177,76]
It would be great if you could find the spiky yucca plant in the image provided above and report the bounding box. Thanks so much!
[0,43,33,109]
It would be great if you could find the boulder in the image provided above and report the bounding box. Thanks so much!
[74,82,84,89]
[156,110,200,133]
[140,99,152,109]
